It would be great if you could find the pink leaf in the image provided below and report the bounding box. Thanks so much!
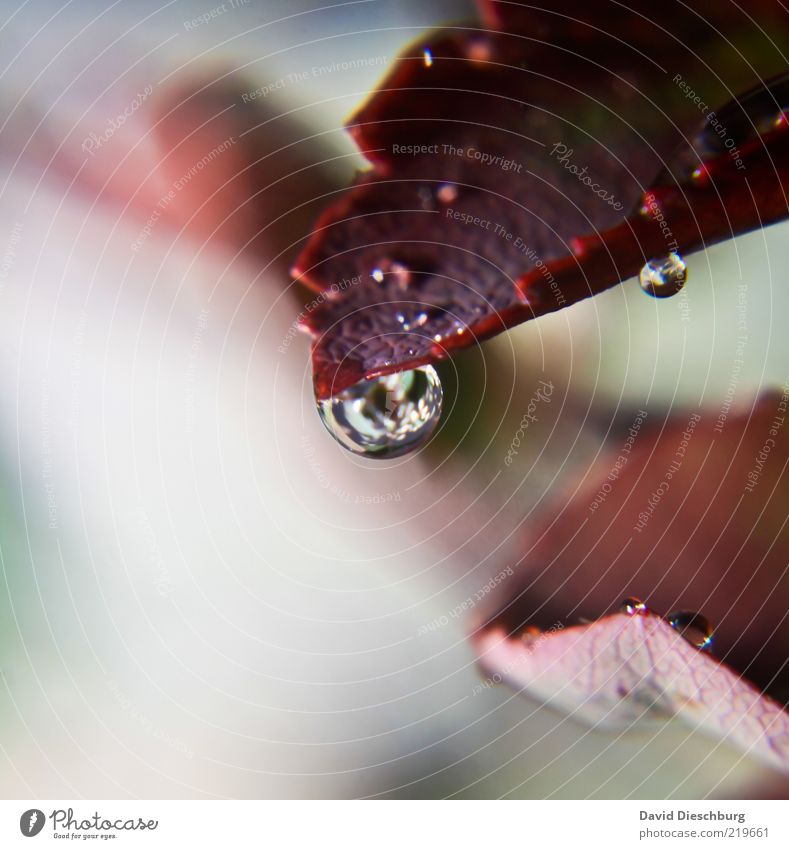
[475,612,789,772]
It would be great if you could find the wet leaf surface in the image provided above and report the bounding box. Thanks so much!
[474,612,789,773]
[294,2,789,398]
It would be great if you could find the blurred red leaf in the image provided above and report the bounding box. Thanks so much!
[478,392,789,702]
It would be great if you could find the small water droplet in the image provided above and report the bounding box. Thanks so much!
[371,258,414,291]
[395,311,411,331]
[317,366,443,459]
[436,183,458,204]
[666,610,714,651]
[621,597,648,616]
[639,252,687,298]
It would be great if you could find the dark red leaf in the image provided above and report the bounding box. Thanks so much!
[294,3,789,398]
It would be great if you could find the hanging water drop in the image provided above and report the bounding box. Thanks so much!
[317,366,443,459]
[639,252,687,298]
[666,610,714,651]
[621,597,648,616]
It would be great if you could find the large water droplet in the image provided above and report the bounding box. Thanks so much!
[317,366,443,458]
[639,252,687,298]
[666,610,714,651]
[621,597,648,616]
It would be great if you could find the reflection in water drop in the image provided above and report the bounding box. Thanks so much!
[423,48,433,68]
[621,597,648,616]
[370,258,415,291]
[466,38,492,63]
[666,610,714,651]
[639,252,687,298]
[390,262,411,289]
[317,366,443,458]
